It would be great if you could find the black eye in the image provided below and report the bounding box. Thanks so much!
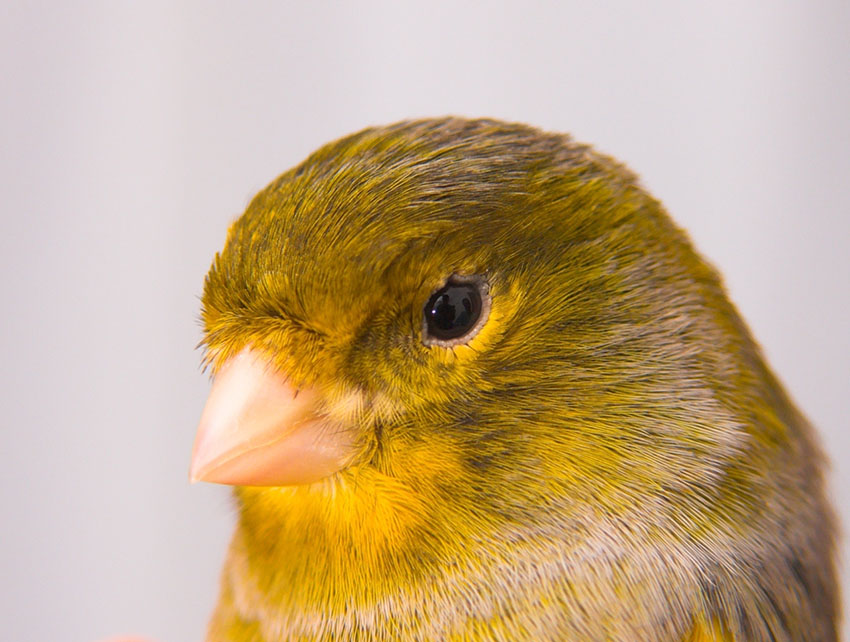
[422,275,490,347]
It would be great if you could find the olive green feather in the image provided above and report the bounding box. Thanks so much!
[200,118,839,641]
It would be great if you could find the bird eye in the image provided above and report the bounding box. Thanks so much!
[422,274,490,347]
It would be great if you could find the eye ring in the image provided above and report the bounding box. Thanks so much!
[421,274,491,347]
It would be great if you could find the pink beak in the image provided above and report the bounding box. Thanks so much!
[190,348,355,486]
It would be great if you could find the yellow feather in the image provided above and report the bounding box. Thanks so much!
[198,118,838,641]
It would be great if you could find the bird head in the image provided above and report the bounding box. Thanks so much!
[190,119,837,640]
[203,117,828,576]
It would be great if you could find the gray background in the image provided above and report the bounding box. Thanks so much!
[2,2,848,641]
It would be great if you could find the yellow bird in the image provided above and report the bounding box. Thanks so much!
[191,118,839,641]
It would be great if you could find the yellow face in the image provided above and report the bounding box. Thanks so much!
[197,118,760,523]
[194,119,837,641]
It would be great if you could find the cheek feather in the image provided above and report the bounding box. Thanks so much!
[236,434,474,566]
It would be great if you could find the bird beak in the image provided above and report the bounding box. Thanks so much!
[190,347,355,486]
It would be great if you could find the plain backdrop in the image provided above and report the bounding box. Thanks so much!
[1,2,848,641]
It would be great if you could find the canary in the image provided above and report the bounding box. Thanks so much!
[191,118,839,641]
